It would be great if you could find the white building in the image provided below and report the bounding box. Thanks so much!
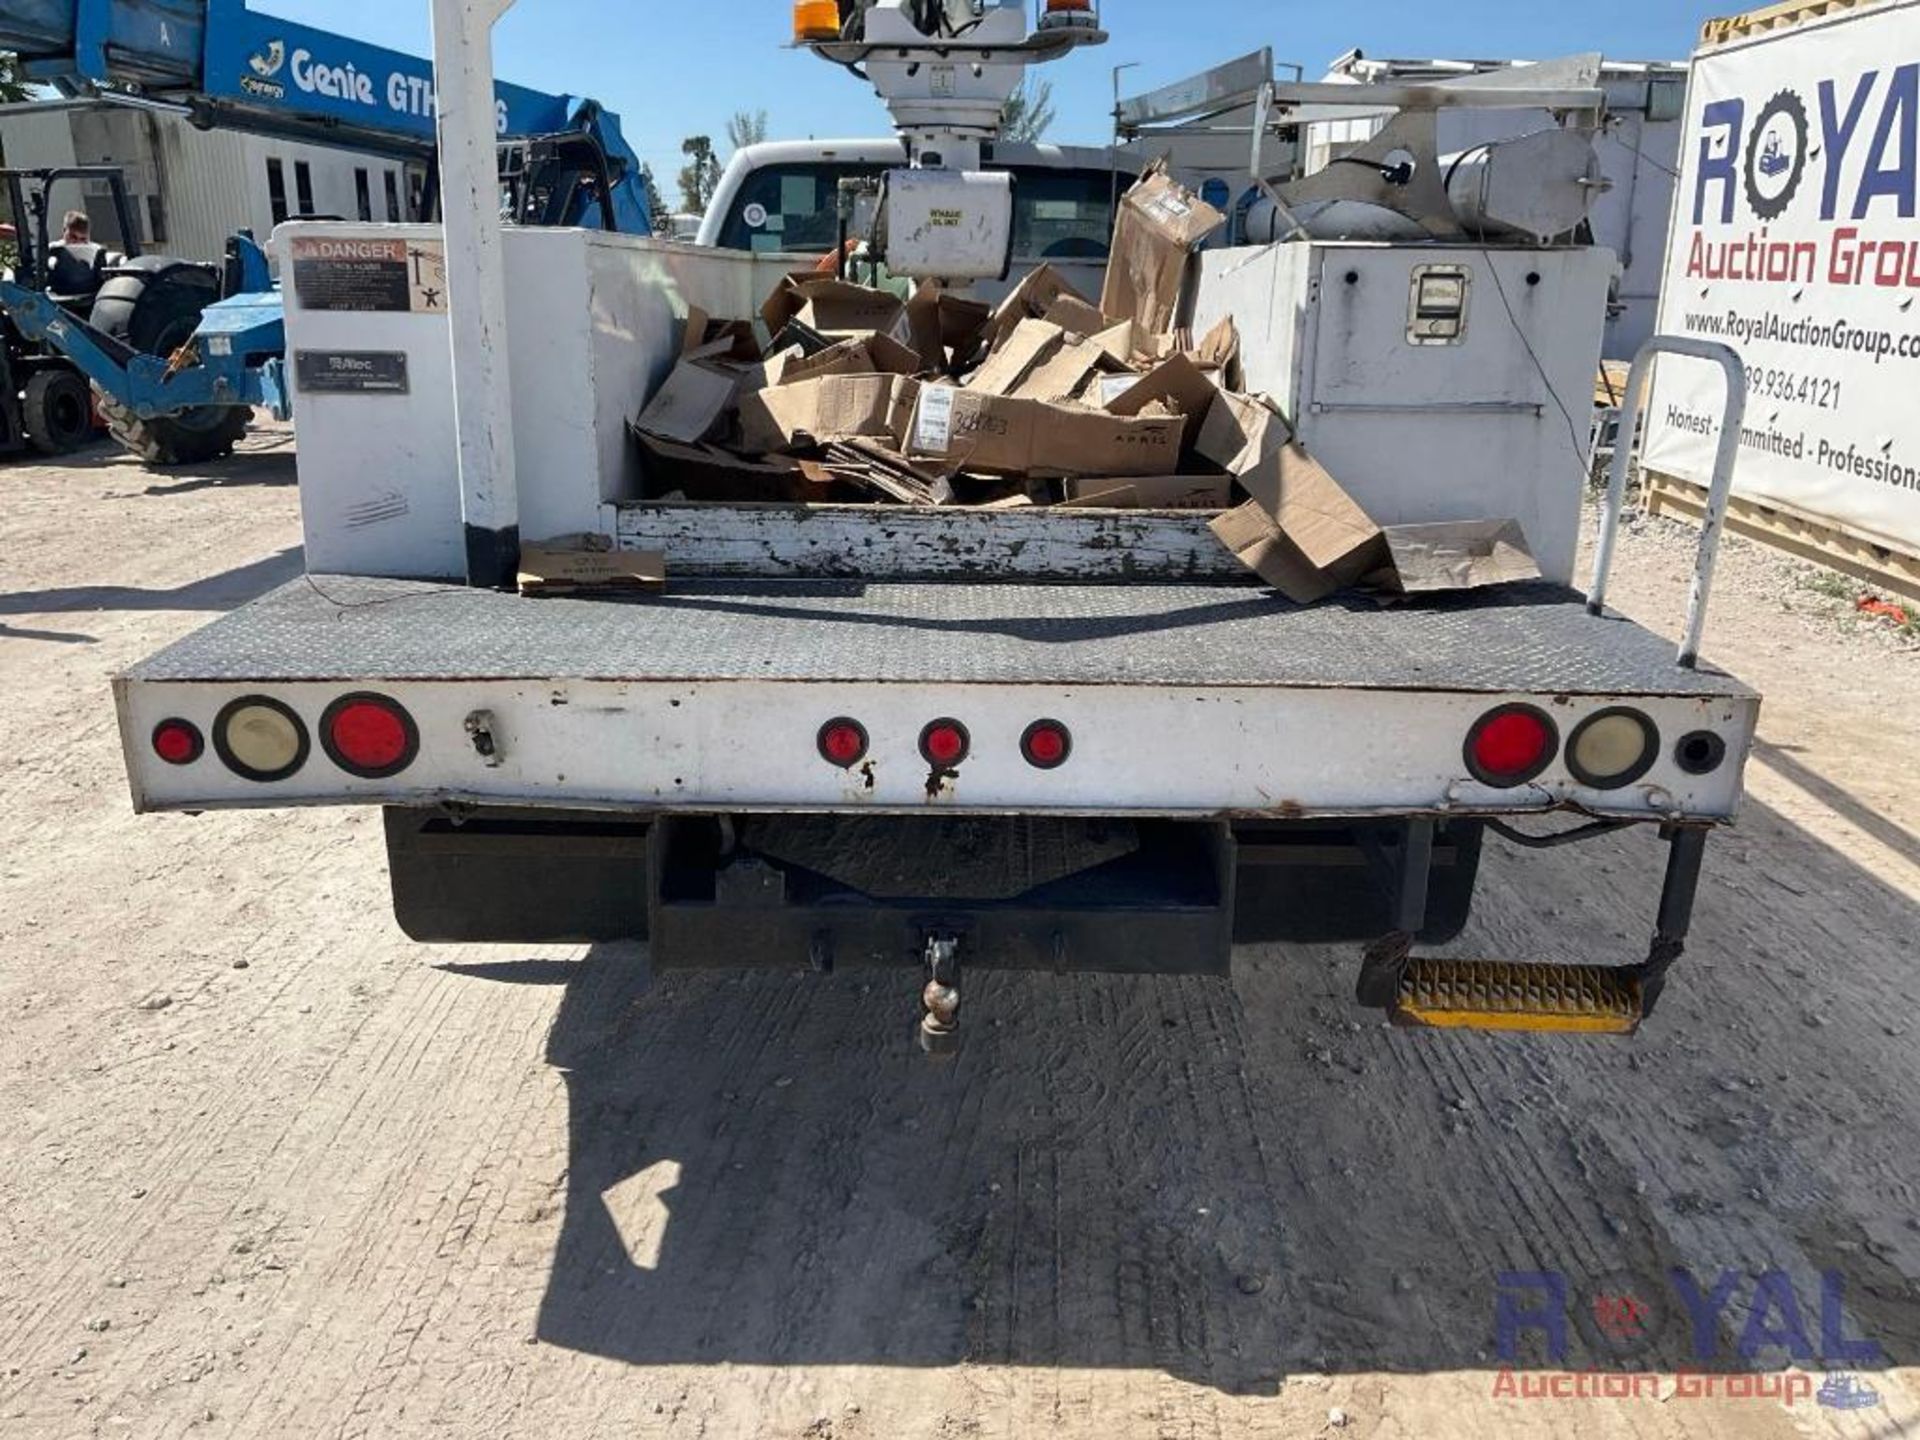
[0,98,424,262]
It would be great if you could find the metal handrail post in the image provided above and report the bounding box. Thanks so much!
[1587,335,1746,669]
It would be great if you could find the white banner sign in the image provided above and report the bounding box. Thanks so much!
[1644,0,1920,555]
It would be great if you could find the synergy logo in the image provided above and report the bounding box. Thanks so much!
[239,36,288,100]
[248,39,286,80]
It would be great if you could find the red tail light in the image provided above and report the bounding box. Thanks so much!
[1465,704,1557,788]
[920,719,970,768]
[151,718,204,766]
[321,693,418,779]
[817,718,869,768]
[1021,719,1072,769]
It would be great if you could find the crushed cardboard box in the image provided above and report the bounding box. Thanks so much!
[776,332,922,386]
[632,359,739,445]
[1101,161,1225,336]
[966,318,1064,396]
[1060,475,1233,510]
[519,541,666,598]
[1372,520,1541,595]
[762,274,909,344]
[618,262,1541,609]
[633,431,828,504]
[1104,353,1220,457]
[738,373,918,454]
[908,383,1182,478]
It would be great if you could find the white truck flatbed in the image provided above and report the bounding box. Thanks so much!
[118,573,1755,823]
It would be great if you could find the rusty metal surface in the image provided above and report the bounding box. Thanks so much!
[126,575,1756,698]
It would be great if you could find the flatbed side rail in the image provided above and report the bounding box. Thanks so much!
[1587,335,1747,669]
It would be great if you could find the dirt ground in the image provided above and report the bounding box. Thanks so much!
[2,426,1917,1439]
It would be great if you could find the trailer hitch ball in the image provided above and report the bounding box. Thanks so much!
[918,934,962,1057]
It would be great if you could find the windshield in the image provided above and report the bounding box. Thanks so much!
[715,161,1124,261]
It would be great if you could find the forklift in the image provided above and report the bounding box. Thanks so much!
[2,165,251,462]
[0,166,143,454]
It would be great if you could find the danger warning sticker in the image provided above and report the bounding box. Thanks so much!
[290,237,447,315]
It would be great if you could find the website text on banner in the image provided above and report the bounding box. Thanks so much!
[1644,0,1920,557]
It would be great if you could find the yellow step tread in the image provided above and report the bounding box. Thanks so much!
[1395,959,1643,1035]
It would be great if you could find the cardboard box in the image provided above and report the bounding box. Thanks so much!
[908,384,1183,477]
[1104,353,1221,455]
[1210,501,1360,604]
[1193,314,1243,391]
[980,263,1097,354]
[1059,474,1233,509]
[1373,520,1541,594]
[1195,389,1289,474]
[761,275,910,347]
[633,431,826,503]
[633,359,739,445]
[966,318,1063,396]
[1205,438,1386,604]
[737,373,914,453]
[1100,163,1225,335]
[519,543,665,597]
[1042,294,1112,337]
[776,332,923,386]
[1010,335,1112,403]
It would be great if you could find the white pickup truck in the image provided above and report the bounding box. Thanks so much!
[110,0,1757,1048]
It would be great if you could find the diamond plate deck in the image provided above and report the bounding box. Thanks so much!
[125,576,1755,698]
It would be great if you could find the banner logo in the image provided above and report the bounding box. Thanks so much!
[1745,89,1809,220]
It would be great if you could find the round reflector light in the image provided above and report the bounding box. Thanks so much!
[1567,708,1659,790]
[1675,730,1727,777]
[1021,719,1072,769]
[817,717,869,769]
[322,693,419,779]
[920,719,971,768]
[151,718,204,766]
[214,696,310,783]
[1464,704,1557,788]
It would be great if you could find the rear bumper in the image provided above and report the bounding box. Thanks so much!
[119,674,1757,822]
[383,807,1488,967]
[116,575,1760,822]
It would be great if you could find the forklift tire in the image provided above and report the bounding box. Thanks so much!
[88,257,247,465]
[23,369,96,455]
[94,389,250,467]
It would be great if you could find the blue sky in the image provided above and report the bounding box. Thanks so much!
[257,0,1713,188]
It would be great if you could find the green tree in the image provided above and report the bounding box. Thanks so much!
[638,163,670,232]
[1000,78,1054,144]
[726,108,769,153]
[677,135,720,214]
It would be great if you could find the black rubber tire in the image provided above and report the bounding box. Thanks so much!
[89,256,249,466]
[93,387,250,467]
[23,368,95,455]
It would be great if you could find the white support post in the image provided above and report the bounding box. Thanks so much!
[430,0,520,589]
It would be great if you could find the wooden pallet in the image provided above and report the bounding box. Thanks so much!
[1701,0,1892,46]
[1643,469,1920,602]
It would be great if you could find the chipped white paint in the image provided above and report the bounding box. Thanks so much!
[430,0,520,562]
[610,502,1248,581]
[117,675,1756,823]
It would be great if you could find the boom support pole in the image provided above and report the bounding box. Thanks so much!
[430,0,520,589]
